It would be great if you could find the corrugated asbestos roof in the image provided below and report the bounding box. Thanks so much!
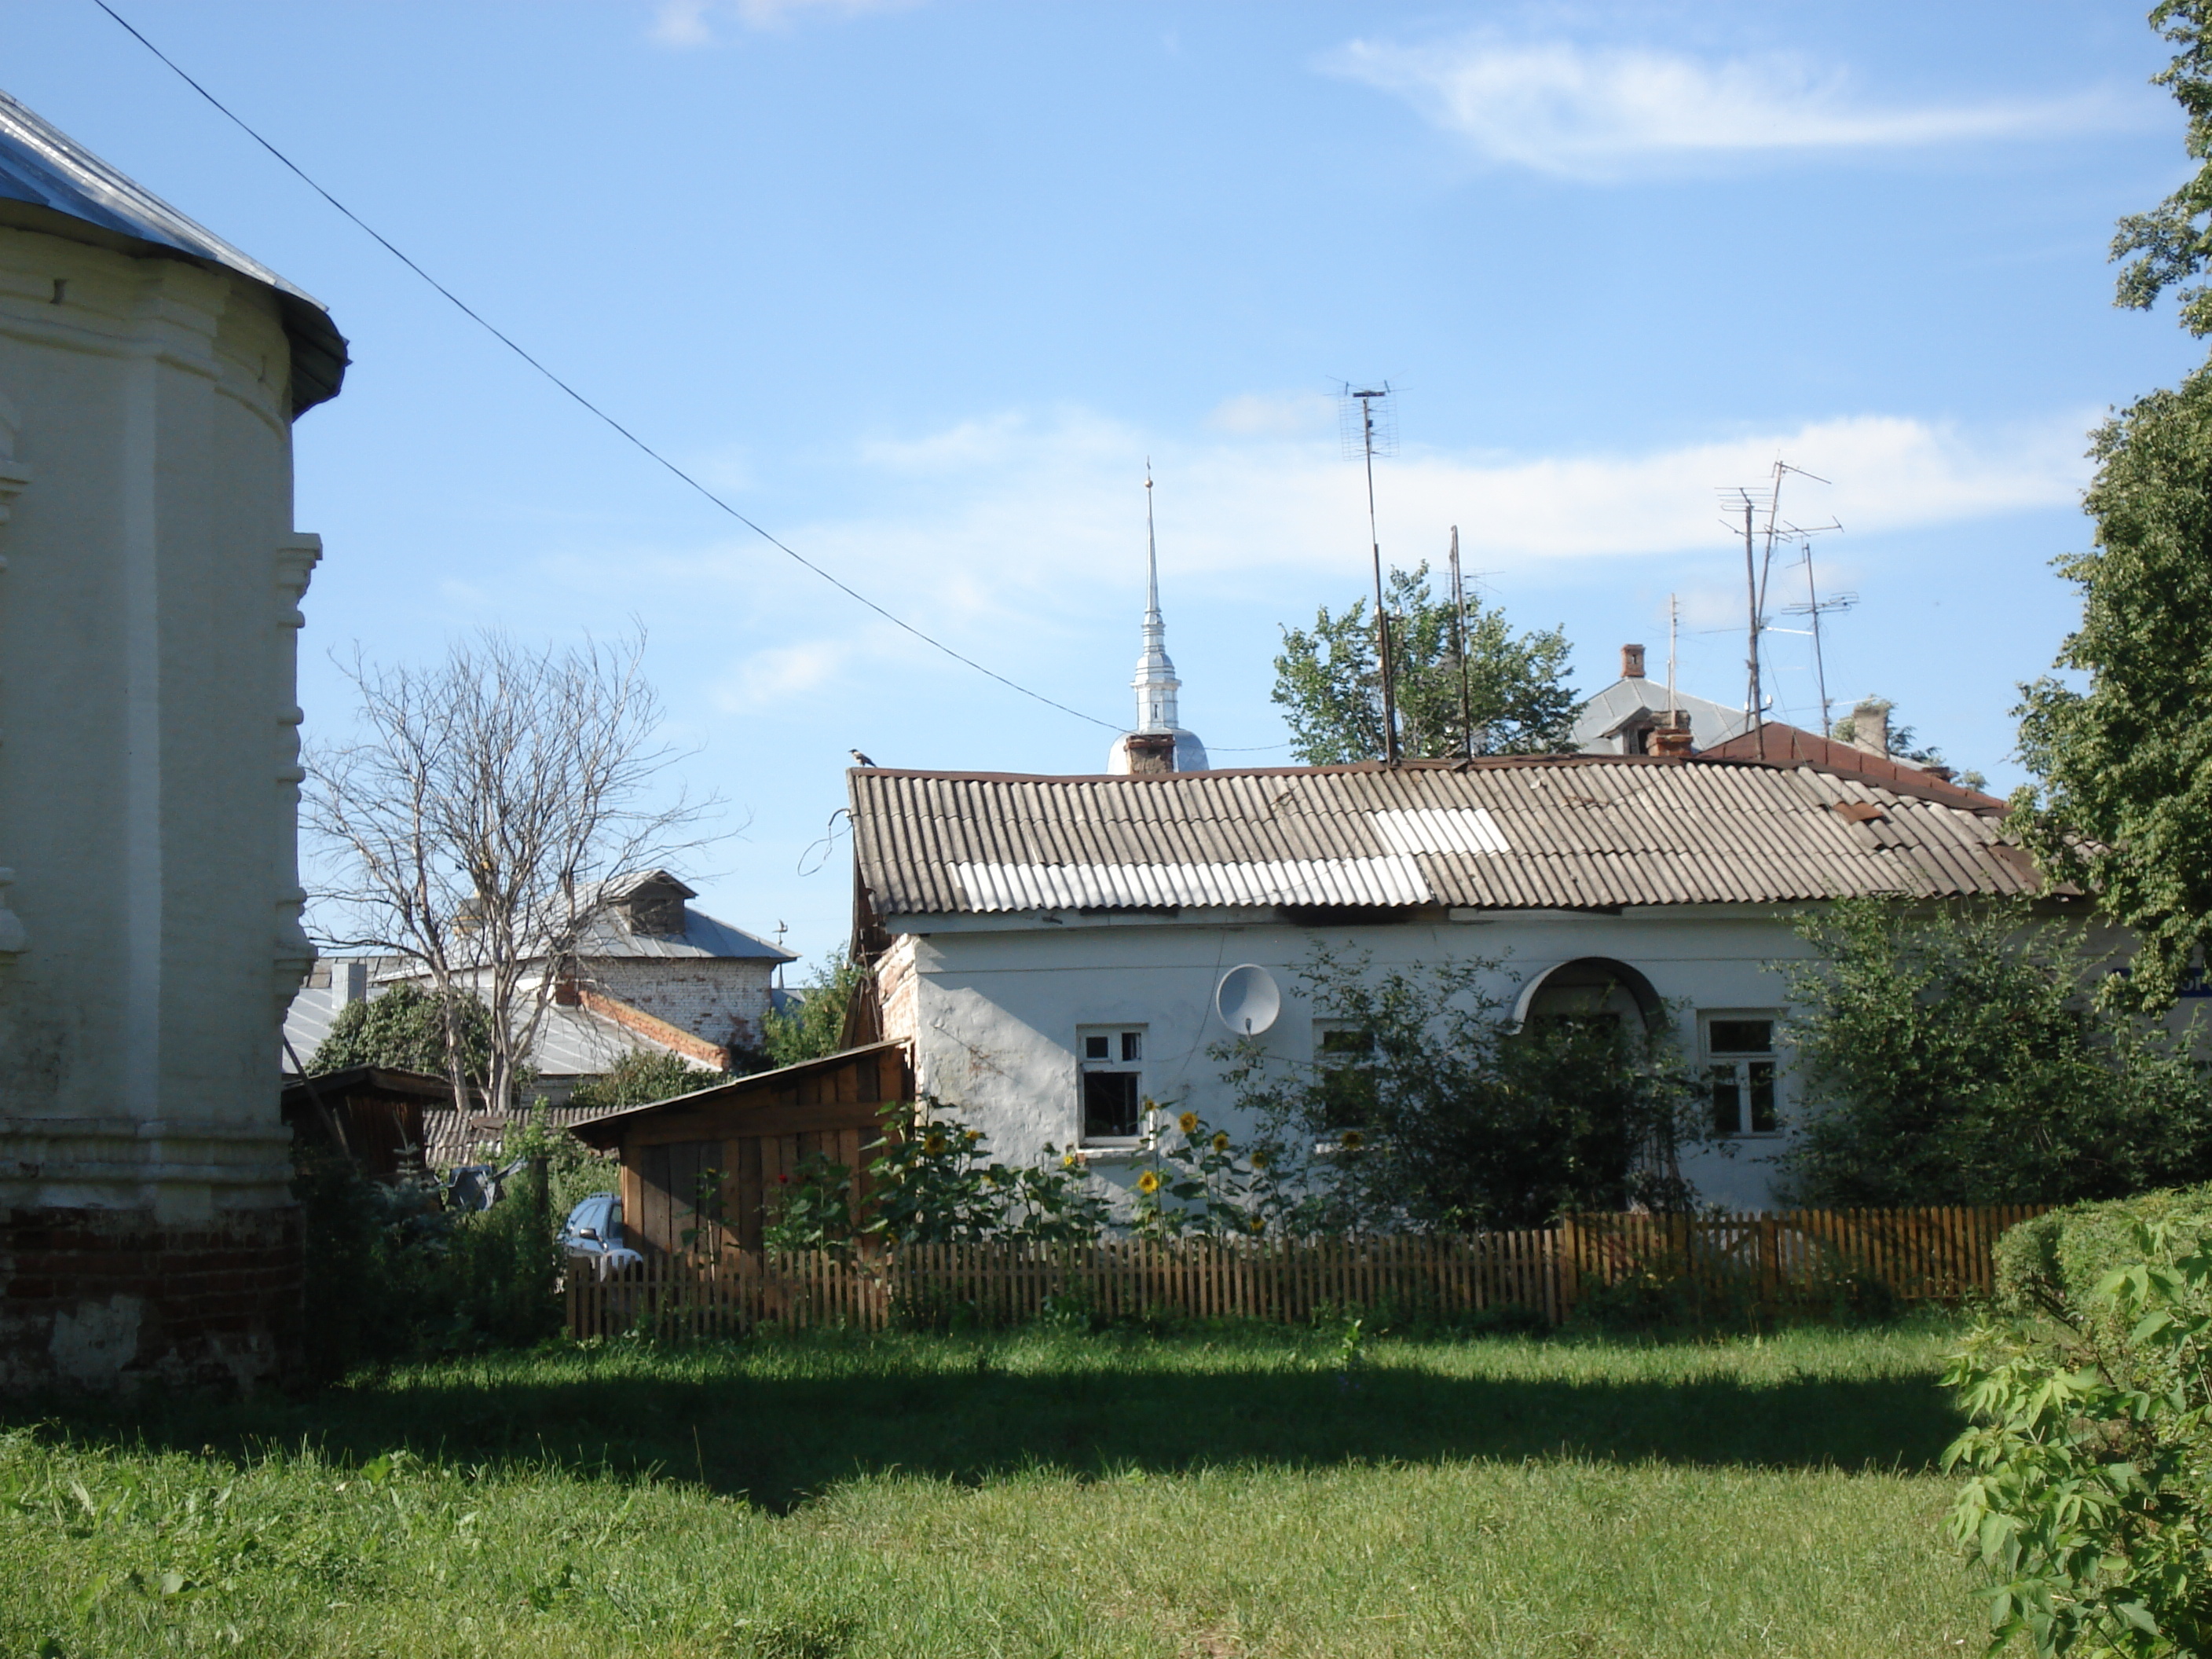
[0,86,346,413]
[848,756,2038,916]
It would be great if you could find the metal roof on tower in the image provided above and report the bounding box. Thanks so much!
[0,86,346,414]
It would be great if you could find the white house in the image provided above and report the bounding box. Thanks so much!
[285,871,796,1138]
[844,753,2043,1213]
[0,89,347,1388]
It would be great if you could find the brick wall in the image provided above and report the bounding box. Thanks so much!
[0,1206,302,1393]
[584,958,777,1053]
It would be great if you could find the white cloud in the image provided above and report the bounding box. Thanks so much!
[649,404,2087,628]
[650,0,918,46]
[714,639,857,710]
[1325,37,2125,178]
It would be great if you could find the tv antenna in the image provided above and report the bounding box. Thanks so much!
[1341,382,1400,763]
[1778,541,1856,736]
[1717,460,1838,736]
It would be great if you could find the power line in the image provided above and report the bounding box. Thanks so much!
[90,0,1121,733]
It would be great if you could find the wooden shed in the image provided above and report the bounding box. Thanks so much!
[566,1041,911,1254]
[280,1066,454,1180]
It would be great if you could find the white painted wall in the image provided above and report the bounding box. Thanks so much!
[0,223,315,1223]
[888,905,1823,1213]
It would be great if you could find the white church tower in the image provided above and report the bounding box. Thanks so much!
[1106,471,1207,775]
[0,89,346,1390]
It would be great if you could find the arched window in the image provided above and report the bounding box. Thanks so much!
[1511,958,1663,1034]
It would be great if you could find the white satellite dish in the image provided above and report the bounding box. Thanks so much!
[1214,963,1282,1035]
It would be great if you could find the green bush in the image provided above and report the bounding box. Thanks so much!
[306,981,493,1081]
[1776,898,2212,1208]
[567,1048,727,1111]
[1947,1219,2212,1656]
[1994,1185,2212,1317]
[295,1137,564,1380]
[760,949,870,1069]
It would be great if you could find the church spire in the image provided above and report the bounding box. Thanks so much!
[1134,463,1180,734]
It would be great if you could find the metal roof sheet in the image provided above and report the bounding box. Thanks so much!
[848,756,2035,917]
[0,85,346,413]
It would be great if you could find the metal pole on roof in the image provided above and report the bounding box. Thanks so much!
[1358,390,1400,764]
[1742,496,1761,737]
[1449,525,1472,759]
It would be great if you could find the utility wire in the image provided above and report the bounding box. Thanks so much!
[91,0,1120,733]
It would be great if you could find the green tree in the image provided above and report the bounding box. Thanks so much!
[566,1048,726,1111]
[306,982,493,1082]
[760,947,870,1068]
[2014,364,2212,1009]
[2013,2,2212,1009]
[1217,947,1706,1232]
[1775,898,2212,1207]
[1272,564,1578,764]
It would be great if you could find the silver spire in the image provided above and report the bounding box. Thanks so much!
[1133,464,1180,734]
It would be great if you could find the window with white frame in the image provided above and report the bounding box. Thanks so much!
[1704,1014,1780,1136]
[1077,1025,1145,1143]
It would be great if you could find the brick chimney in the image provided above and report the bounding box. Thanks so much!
[1621,643,1646,679]
[1651,710,1694,755]
[1123,731,1176,775]
[1849,698,1891,758]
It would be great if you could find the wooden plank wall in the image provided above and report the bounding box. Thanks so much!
[616,1045,909,1255]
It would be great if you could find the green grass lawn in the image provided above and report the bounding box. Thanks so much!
[0,1320,1998,1657]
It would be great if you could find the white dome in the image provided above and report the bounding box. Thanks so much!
[1107,729,1210,774]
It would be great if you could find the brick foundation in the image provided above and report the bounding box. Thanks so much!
[0,1206,303,1393]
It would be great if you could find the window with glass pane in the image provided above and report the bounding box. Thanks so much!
[1705,1016,1778,1136]
[1077,1026,1145,1142]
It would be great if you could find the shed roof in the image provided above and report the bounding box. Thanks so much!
[847,756,2041,917]
[0,86,346,413]
[566,1041,906,1149]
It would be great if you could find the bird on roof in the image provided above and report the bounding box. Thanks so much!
[850,749,877,767]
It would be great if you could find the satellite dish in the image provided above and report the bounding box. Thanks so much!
[1214,963,1281,1035]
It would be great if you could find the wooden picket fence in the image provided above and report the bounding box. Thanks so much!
[564,1205,2044,1339]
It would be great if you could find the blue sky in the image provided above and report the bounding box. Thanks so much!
[5,1,2203,972]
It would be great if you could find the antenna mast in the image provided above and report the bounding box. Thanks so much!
[1667,594,1679,717]
[1448,525,1472,758]
[1780,540,1856,735]
[1719,459,1836,741]
[1344,383,1399,763]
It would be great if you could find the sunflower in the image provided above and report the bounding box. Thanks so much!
[1248,1215,1267,1234]
[1210,1130,1231,1153]
[1177,1111,1199,1135]
[1339,1130,1364,1152]
[1137,1169,1162,1196]
[1061,1153,1080,1170]
[921,1131,949,1156]
[1248,1149,1270,1171]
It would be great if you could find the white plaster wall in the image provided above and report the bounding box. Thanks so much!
[895,906,1823,1213]
[0,225,313,1221]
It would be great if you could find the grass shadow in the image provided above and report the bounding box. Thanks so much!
[5,1331,1962,1512]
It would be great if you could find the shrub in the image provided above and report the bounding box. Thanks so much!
[1777,897,2212,1207]
[306,980,493,1080]
[568,1049,727,1111]
[295,1126,566,1379]
[1947,1219,2212,1656]
[865,1103,1107,1248]
[1217,945,1709,1232]
[1994,1184,2212,1317]
[760,949,870,1069]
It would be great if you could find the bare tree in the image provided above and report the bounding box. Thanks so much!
[304,630,720,1115]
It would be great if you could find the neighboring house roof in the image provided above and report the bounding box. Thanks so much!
[0,86,347,413]
[421,1102,615,1170]
[847,756,2039,917]
[572,906,793,961]
[1700,723,2006,812]
[1573,676,1749,753]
